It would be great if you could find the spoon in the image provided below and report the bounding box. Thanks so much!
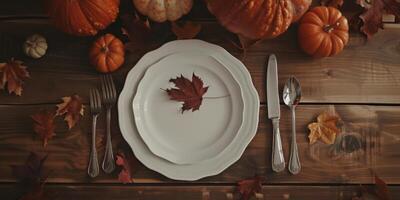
[283,76,302,175]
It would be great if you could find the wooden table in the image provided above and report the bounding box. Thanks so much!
[1,1,400,199]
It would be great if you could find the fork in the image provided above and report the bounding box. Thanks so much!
[88,88,101,178]
[100,75,117,173]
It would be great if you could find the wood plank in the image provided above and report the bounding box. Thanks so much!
[1,184,400,200]
[0,19,399,104]
[0,104,399,184]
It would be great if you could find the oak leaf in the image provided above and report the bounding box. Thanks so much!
[237,175,264,200]
[165,73,209,113]
[116,152,133,184]
[0,58,30,96]
[11,152,48,185]
[56,94,84,129]
[171,21,202,40]
[320,0,344,7]
[31,110,56,147]
[356,0,400,39]
[308,111,341,144]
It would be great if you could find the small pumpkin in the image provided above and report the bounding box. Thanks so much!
[133,0,193,22]
[298,6,349,58]
[89,34,125,73]
[23,34,48,59]
[45,0,120,36]
[206,0,312,40]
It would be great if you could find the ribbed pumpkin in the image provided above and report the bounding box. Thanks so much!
[298,6,349,58]
[133,0,193,22]
[89,34,125,73]
[206,0,312,40]
[45,0,120,36]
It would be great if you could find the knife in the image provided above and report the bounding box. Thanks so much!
[267,54,285,172]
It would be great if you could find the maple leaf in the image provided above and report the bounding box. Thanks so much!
[56,94,84,129]
[165,73,209,113]
[308,111,341,144]
[115,152,133,184]
[11,152,48,185]
[320,0,344,7]
[31,110,56,147]
[237,175,264,200]
[0,58,30,96]
[356,0,400,39]
[171,21,202,40]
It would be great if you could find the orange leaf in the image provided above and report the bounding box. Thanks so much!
[31,110,56,147]
[116,152,133,184]
[171,21,202,40]
[308,111,341,144]
[0,58,30,96]
[56,94,84,129]
[165,73,209,113]
[237,175,263,200]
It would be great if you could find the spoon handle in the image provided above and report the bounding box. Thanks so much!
[288,108,301,175]
[271,118,285,172]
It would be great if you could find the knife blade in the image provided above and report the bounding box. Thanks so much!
[266,54,285,172]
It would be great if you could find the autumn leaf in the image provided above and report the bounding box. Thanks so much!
[320,0,344,7]
[353,175,391,200]
[171,21,202,40]
[356,0,400,39]
[308,111,341,144]
[11,152,48,185]
[237,175,264,200]
[31,110,56,147]
[116,152,133,184]
[165,73,209,113]
[56,94,84,129]
[0,58,30,96]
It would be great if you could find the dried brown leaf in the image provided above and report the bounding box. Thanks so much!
[171,21,202,40]
[56,94,84,129]
[308,111,341,144]
[31,110,56,147]
[0,58,30,96]
[237,175,264,200]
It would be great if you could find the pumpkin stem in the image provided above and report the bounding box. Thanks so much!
[323,22,340,33]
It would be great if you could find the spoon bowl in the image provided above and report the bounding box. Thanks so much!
[283,76,302,108]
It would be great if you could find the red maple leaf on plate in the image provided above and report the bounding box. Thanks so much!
[237,175,264,200]
[31,110,56,147]
[165,73,209,113]
[116,152,133,184]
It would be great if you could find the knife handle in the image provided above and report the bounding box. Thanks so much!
[272,118,285,172]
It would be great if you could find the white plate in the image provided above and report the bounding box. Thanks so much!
[118,40,259,180]
[132,53,244,164]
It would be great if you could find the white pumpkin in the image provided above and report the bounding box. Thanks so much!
[23,34,48,59]
[133,0,193,22]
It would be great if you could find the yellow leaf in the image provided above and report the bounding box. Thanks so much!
[308,111,341,144]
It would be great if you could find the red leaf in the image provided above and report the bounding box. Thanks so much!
[171,21,202,40]
[374,175,391,200]
[320,0,344,8]
[116,152,132,184]
[237,175,264,200]
[56,94,84,129]
[31,110,56,147]
[11,152,48,185]
[0,58,30,96]
[166,73,209,113]
[356,0,400,39]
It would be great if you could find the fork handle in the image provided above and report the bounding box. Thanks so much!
[102,108,115,173]
[88,115,99,178]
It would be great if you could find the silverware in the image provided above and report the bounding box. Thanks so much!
[100,75,117,173]
[283,76,302,175]
[266,54,285,172]
[88,88,101,178]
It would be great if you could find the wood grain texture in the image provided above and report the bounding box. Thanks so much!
[1,184,400,200]
[0,19,399,104]
[0,104,399,184]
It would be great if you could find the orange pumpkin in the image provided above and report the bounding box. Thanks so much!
[206,0,312,40]
[45,0,120,36]
[89,34,125,73]
[298,6,349,58]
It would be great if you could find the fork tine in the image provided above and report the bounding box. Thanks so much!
[101,76,108,102]
[89,89,94,109]
[106,75,116,99]
[95,89,101,110]
[108,75,117,99]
